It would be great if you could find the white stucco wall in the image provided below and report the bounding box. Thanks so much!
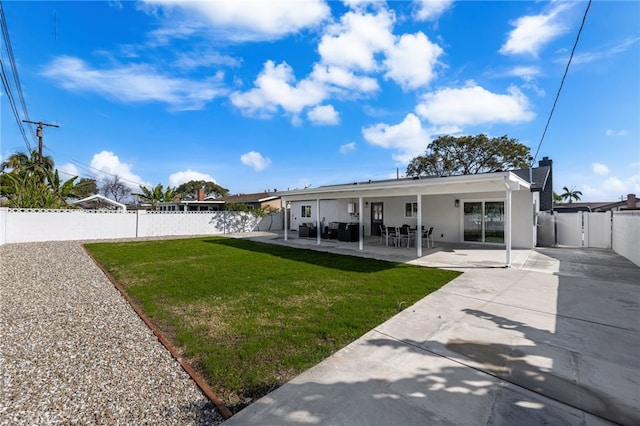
[288,189,536,248]
[612,211,640,266]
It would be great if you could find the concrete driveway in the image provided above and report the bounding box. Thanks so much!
[226,246,639,425]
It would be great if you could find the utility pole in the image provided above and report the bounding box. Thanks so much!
[22,120,59,165]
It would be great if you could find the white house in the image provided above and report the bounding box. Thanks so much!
[277,163,552,267]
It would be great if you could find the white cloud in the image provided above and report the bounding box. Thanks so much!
[90,150,148,189]
[143,0,330,42]
[230,60,326,117]
[310,64,379,94]
[383,31,443,90]
[318,9,395,72]
[415,83,535,126]
[499,3,573,57]
[241,151,271,171]
[605,129,629,137]
[42,56,227,111]
[412,0,453,21]
[339,142,356,154]
[307,104,340,125]
[362,113,430,162]
[173,49,241,70]
[569,37,640,66]
[168,169,218,188]
[57,163,80,180]
[592,163,609,176]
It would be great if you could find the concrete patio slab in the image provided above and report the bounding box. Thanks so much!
[226,239,639,426]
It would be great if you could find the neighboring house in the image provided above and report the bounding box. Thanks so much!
[158,190,281,212]
[554,193,639,213]
[277,158,554,266]
[70,194,127,212]
[212,192,283,211]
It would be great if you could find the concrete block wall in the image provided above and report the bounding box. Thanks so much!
[0,208,283,245]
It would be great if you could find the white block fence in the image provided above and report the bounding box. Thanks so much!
[0,208,284,245]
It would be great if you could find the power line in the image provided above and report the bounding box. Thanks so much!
[532,0,592,165]
[0,0,37,151]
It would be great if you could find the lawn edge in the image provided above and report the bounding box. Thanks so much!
[83,245,234,420]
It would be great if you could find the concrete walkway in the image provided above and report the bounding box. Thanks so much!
[227,239,640,425]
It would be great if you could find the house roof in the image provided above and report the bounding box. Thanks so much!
[512,166,550,192]
[69,194,127,211]
[211,192,280,203]
[277,170,531,201]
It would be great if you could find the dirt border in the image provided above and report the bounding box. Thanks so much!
[83,246,234,420]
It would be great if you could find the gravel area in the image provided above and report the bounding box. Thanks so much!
[0,241,225,425]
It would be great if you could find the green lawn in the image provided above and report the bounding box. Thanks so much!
[85,237,459,410]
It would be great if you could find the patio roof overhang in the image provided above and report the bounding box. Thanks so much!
[278,171,531,267]
[277,171,530,202]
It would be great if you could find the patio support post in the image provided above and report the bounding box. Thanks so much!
[358,196,364,250]
[316,198,321,245]
[283,198,288,241]
[416,194,422,257]
[505,183,512,267]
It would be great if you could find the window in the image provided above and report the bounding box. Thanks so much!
[404,202,418,218]
[301,205,312,218]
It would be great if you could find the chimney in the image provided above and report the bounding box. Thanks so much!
[197,187,205,201]
[627,193,636,210]
[538,156,553,211]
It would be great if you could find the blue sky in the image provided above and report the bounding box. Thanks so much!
[1,0,638,201]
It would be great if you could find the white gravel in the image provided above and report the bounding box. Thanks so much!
[0,241,224,425]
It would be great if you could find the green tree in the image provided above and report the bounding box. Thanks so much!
[553,191,564,205]
[75,178,98,199]
[0,149,83,208]
[133,183,175,211]
[1,149,55,180]
[406,134,532,177]
[174,180,229,199]
[560,186,583,204]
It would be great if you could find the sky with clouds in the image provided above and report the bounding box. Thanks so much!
[1,0,638,201]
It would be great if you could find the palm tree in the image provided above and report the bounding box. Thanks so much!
[560,185,583,204]
[1,150,55,182]
[133,183,175,211]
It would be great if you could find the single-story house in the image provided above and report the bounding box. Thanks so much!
[554,193,639,213]
[277,158,553,267]
[70,194,127,211]
[158,190,281,212]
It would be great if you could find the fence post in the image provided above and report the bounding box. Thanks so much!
[0,207,7,246]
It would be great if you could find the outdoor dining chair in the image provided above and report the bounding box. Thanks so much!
[423,226,434,248]
[398,225,414,248]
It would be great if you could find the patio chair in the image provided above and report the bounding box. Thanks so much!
[423,226,434,248]
[398,225,413,248]
[385,226,398,246]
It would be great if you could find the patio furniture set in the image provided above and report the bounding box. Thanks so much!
[381,225,435,248]
[298,222,360,242]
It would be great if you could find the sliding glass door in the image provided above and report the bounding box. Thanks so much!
[463,201,504,244]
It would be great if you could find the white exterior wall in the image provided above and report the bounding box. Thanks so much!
[289,200,359,231]
[289,190,536,248]
[612,211,640,266]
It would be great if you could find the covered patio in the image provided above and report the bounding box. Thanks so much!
[277,171,535,267]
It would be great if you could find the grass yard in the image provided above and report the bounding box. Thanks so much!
[85,237,460,411]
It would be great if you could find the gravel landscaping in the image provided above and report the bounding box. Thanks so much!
[0,241,225,425]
